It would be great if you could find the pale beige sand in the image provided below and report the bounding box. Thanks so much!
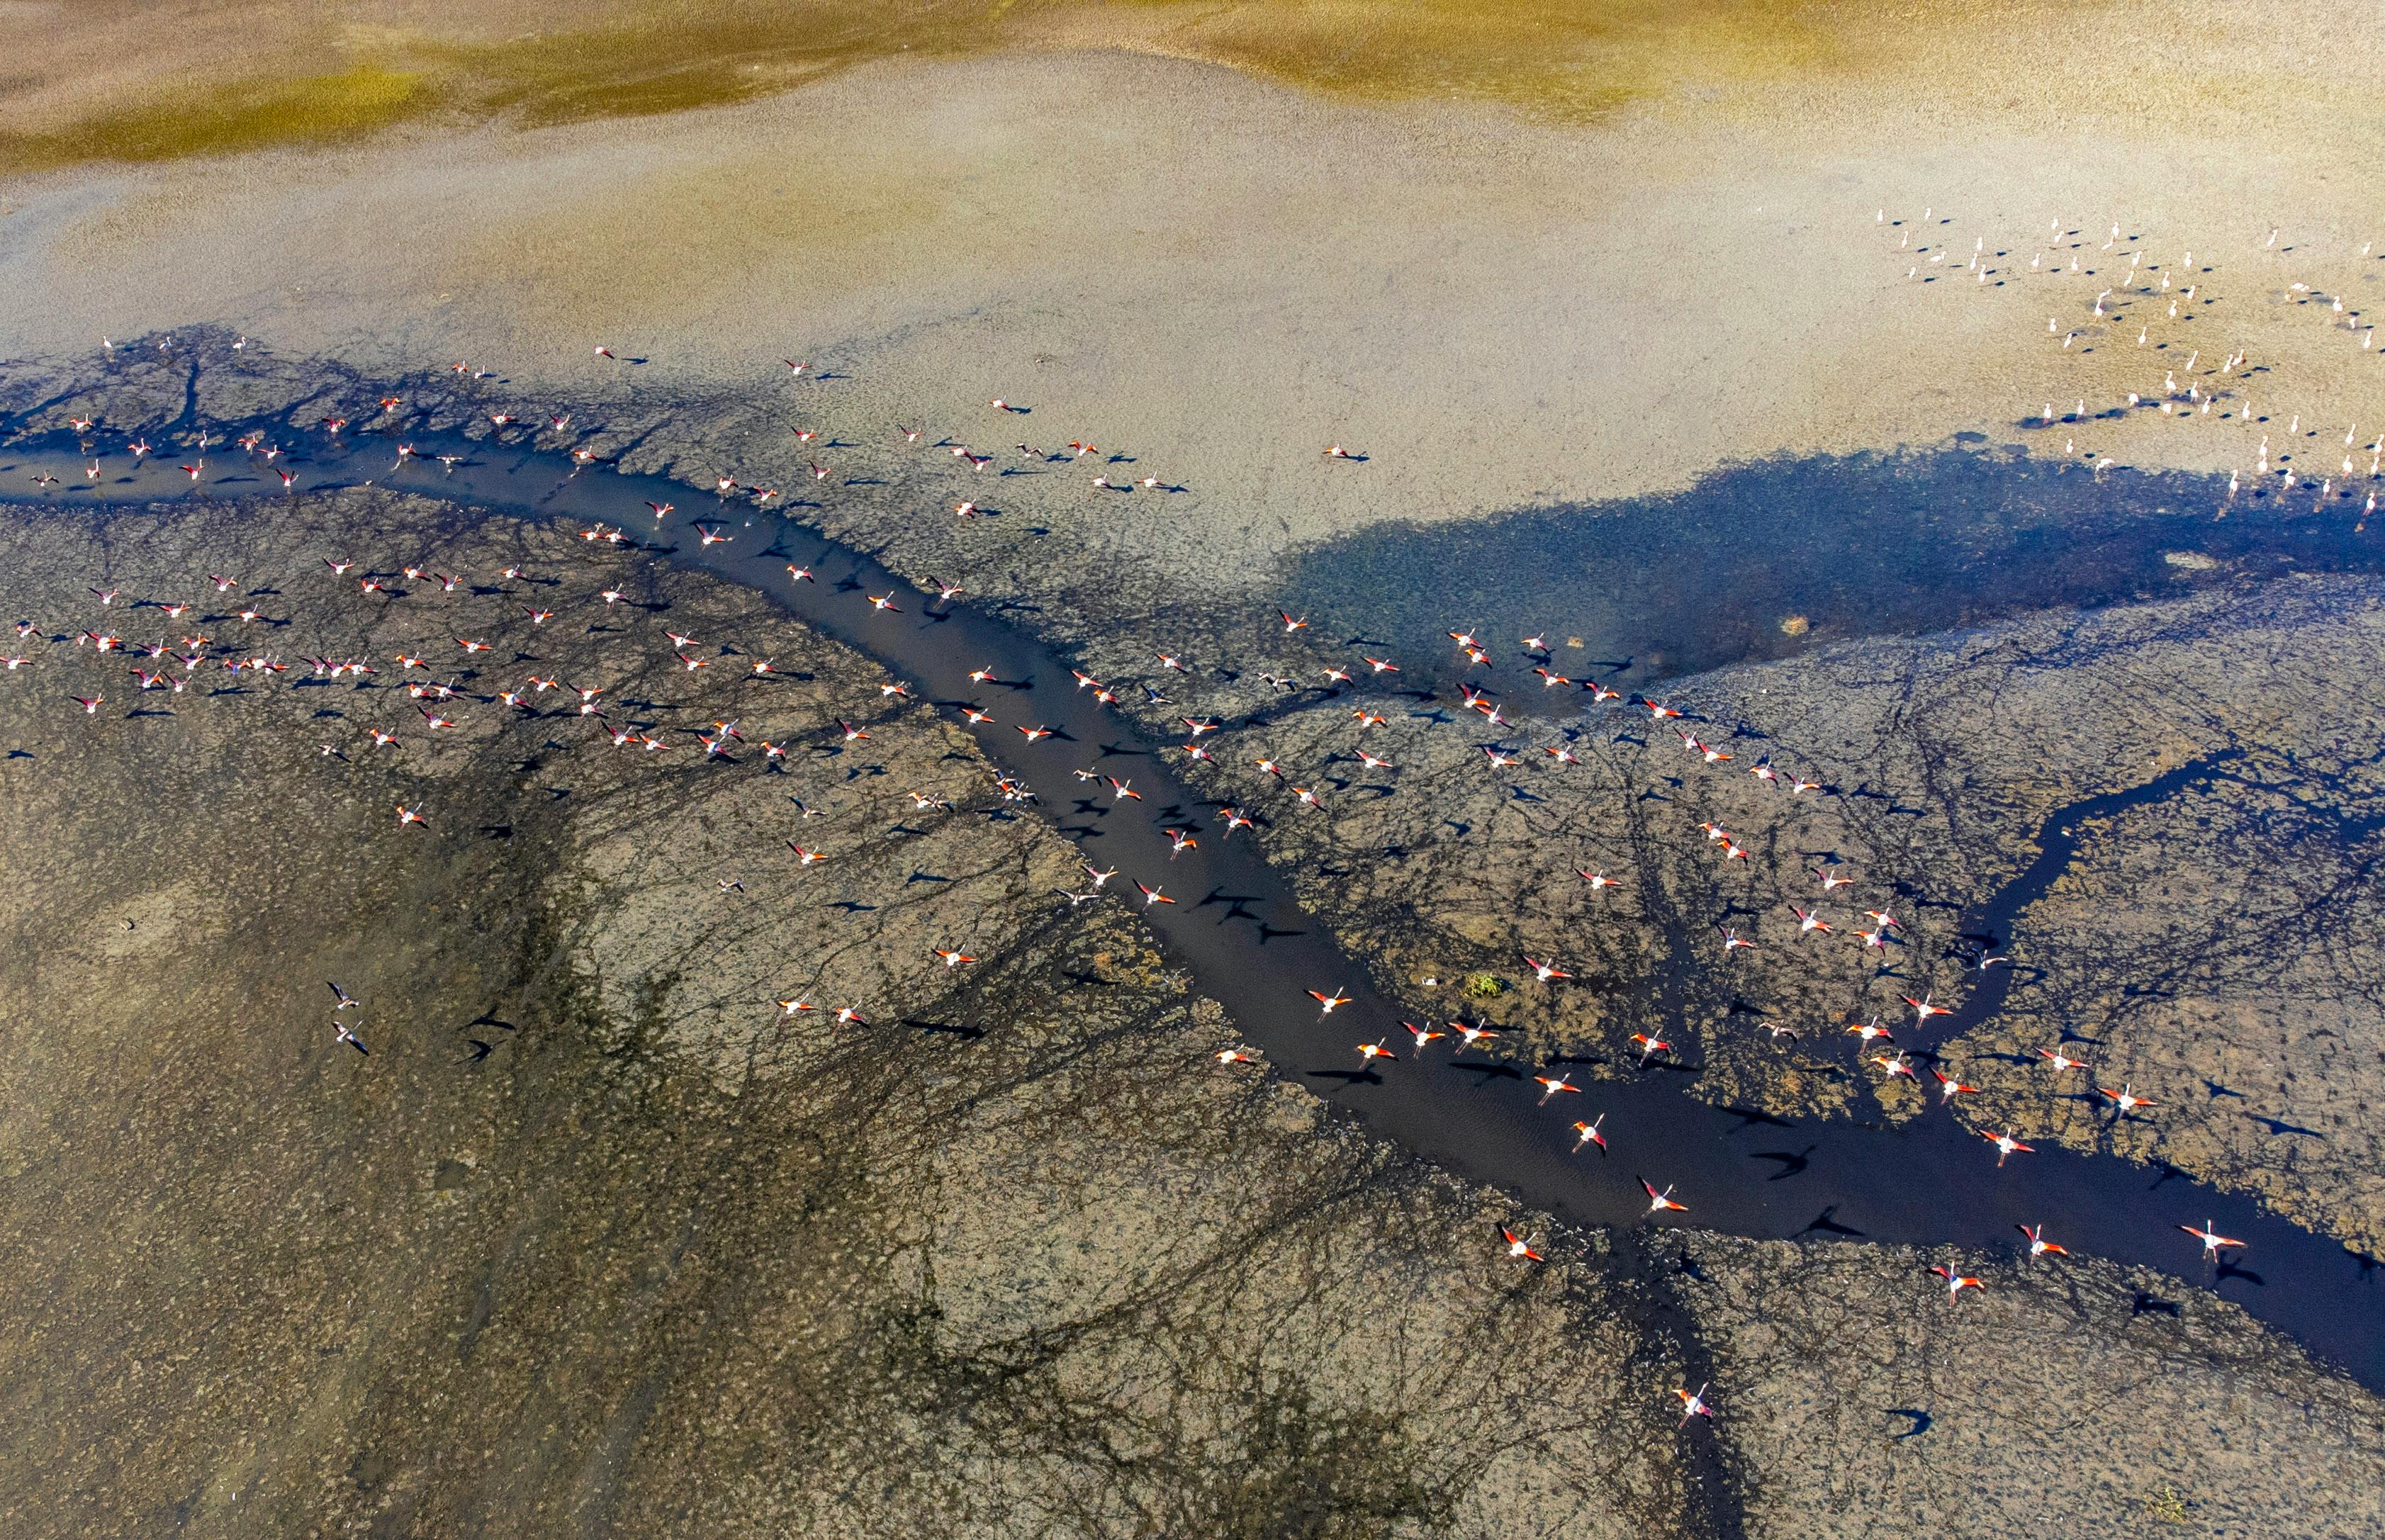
[3,6,2379,600]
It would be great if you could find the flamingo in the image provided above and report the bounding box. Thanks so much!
[1982,1130,2034,1167]
[1534,1073,1581,1104]
[1903,993,1952,1025]
[2101,1082,2157,1115]
[1929,1265,1982,1301]
[1929,1069,1980,1103]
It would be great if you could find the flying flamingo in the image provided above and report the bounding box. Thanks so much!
[2179,1220,2245,1259]
[1639,1179,1687,1214]
[1981,1130,2034,1167]
[1928,1265,1982,1301]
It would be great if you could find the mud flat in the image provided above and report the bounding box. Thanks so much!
[0,489,1703,1535]
[0,474,2379,1535]
[1150,573,2385,1268]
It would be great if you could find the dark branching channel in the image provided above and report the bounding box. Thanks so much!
[4,361,2381,1398]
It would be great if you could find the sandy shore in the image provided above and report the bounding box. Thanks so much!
[1,7,2379,614]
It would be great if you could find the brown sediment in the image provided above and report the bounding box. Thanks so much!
[1683,1230,2385,1539]
[1099,572,2385,1258]
[0,476,2376,1531]
[1,65,432,172]
[0,1,1832,173]
[0,487,1695,1534]
[0,2,997,173]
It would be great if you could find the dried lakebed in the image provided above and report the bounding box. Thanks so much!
[6,420,2380,1393]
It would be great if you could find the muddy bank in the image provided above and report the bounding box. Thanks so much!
[8,369,2385,1376]
[2,488,2379,1534]
[0,491,1701,1536]
[1160,573,2385,1266]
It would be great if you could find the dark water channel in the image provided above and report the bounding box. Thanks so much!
[5,419,2380,1393]
[1286,444,2385,696]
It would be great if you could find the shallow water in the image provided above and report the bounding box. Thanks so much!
[1285,443,2384,696]
[5,415,2380,1393]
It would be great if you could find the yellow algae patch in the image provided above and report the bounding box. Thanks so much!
[0,2,996,175]
[3,65,428,172]
[1100,0,1848,123]
[0,0,2159,174]
[411,4,997,127]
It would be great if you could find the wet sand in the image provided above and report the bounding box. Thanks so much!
[3,8,2380,625]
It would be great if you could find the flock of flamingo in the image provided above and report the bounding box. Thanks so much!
[15,209,2378,1428]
